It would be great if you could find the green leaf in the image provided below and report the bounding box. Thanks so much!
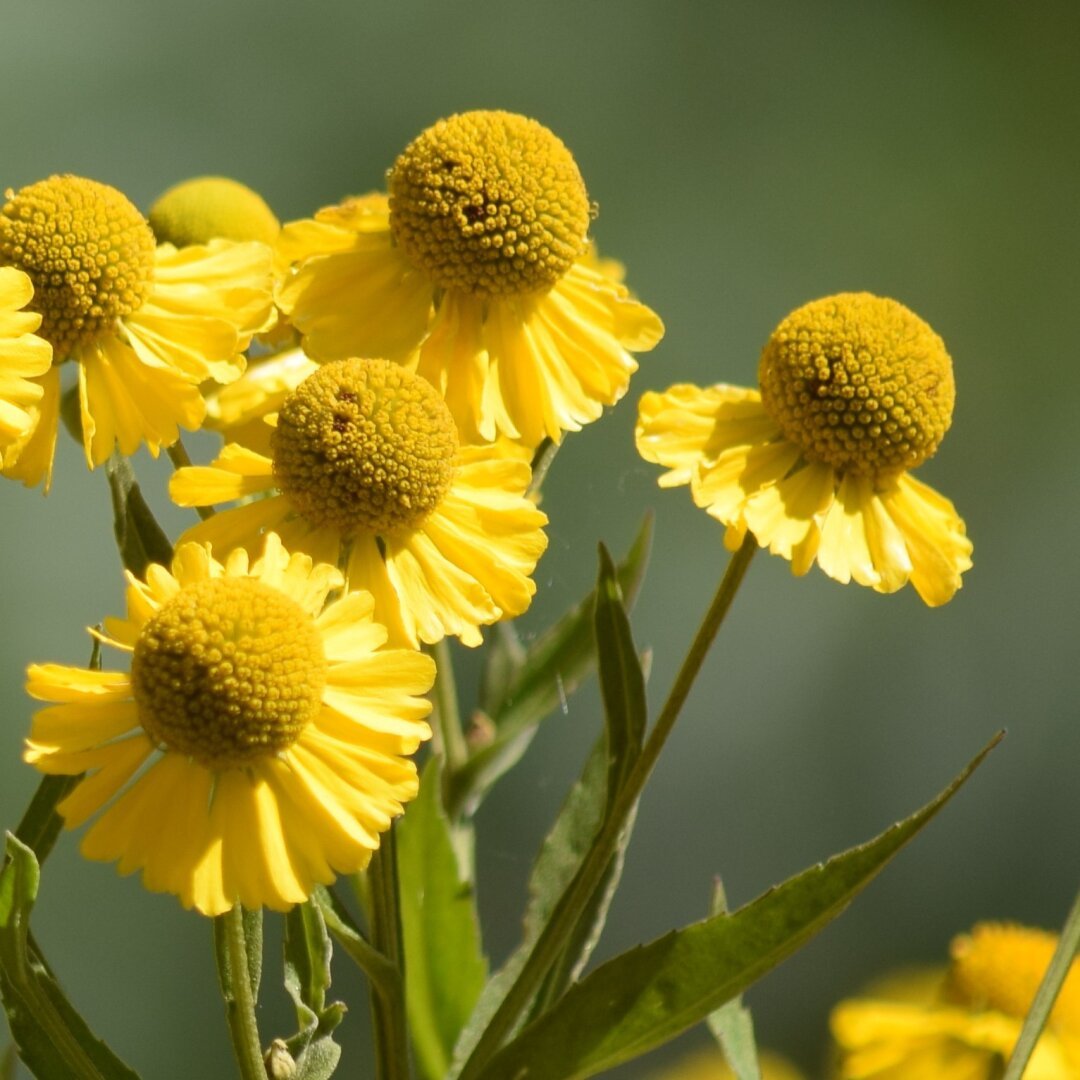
[449,514,652,816]
[279,900,344,1080]
[706,880,760,1080]
[528,546,648,1011]
[0,833,140,1079]
[593,543,646,807]
[474,734,1003,1080]
[399,760,487,1080]
[104,453,173,578]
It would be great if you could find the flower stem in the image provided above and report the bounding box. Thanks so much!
[1002,883,1080,1080]
[166,437,215,519]
[460,534,757,1077]
[213,906,265,1080]
[367,827,412,1080]
[432,637,468,779]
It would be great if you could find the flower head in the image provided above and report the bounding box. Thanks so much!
[170,357,548,647]
[0,266,52,462]
[148,176,281,247]
[275,110,664,447]
[831,922,1080,1079]
[0,174,274,487]
[636,293,972,605]
[25,533,434,915]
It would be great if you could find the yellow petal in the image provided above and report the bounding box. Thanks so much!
[880,473,972,607]
[77,335,205,465]
[26,664,132,703]
[1,364,61,490]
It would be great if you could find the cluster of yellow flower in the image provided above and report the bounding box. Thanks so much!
[652,923,1080,1079]
[0,109,972,926]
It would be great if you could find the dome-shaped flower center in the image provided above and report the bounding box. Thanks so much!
[946,923,1080,1033]
[148,176,280,246]
[0,175,156,359]
[271,358,458,535]
[131,577,325,768]
[758,293,955,478]
[388,110,591,298]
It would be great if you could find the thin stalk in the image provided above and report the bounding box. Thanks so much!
[166,438,214,519]
[1002,884,1080,1080]
[367,828,412,1080]
[432,637,469,779]
[460,535,757,1078]
[213,907,265,1080]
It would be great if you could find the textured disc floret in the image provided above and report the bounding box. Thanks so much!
[149,176,280,246]
[272,358,458,535]
[131,577,326,768]
[758,293,955,477]
[388,110,591,297]
[0,175,156,358]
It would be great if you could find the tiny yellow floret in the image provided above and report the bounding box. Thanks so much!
[388,110,591,297]
[131,577,325,768]
[272,358,459,534]
[0,175,156,357]
[149,176,281,246]
[758,292,955,477]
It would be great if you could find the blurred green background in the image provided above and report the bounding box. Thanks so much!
[3,2,1079,1076]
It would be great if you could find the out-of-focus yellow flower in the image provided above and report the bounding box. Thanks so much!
[0,174,274,488]
[636,293,971,605]
[148,176,280,246]
[0,266,52,463]
[170,357,548,648]
[24,533,434,916]
[648,1046,805,1079]
[275,111,664,447]
[831,922,1080,1078]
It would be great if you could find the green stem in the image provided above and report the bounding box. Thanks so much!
[460,535,757,1077]
[367,829,412,1080]
[166,438,215,519]
[214,907,265,1080]
[1002,884,1080,1080]
[432,638,469,779]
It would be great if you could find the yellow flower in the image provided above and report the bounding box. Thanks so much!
[148,176,281,246]
[636,293,972,605]
[0,266,52,462]
[24,533,434,915]
[0,174,274,488]
[170,357,548,647]
[647,1047,805,1079]
[830,922,1080,1079]
[275,110,664,447]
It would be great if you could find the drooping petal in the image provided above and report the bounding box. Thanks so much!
[880,472,973,606]
[278,231,432,362]
[1,364,61,490]
[77,335,206,465]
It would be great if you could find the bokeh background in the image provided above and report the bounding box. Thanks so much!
[2,2,1079,1077]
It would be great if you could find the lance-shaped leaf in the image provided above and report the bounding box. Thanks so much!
[105,453,174,578]
[473,734,1002,1080]
[448,515,652,817]
[280,900,345,1080]
[399,760,487,1080]
[452,551,650,1069]
[0,833,140,1080]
